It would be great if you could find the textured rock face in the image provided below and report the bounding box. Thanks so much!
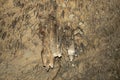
[0,0,120,80]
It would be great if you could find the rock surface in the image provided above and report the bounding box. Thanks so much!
[0,0,120,80]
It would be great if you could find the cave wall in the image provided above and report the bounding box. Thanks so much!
[0,0,120,80]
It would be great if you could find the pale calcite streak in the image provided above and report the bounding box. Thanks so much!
[67,40,75,61]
